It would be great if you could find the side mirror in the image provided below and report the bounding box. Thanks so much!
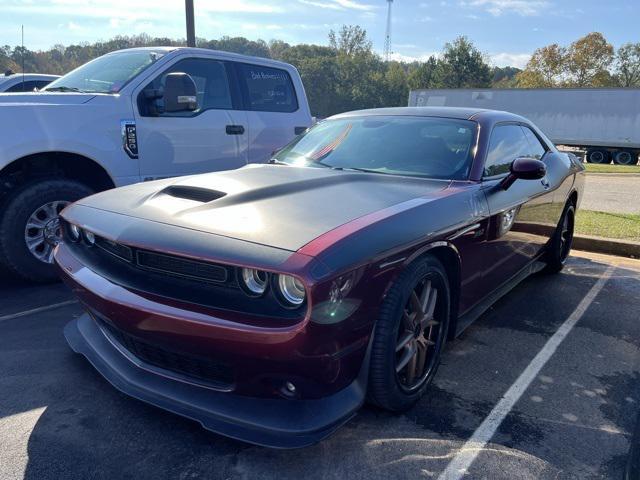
[161,72,199,113]
[500,157,546,190]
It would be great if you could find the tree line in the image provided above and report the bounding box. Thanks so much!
[1,27,638,117]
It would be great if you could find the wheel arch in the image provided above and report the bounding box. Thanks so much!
[0,151,116,196]
[402,241,462,340]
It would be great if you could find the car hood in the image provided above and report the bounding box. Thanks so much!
[0,92,96,105]
[77,164,451,252]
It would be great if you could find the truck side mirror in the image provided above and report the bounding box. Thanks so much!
[162,72,199,113]
[500,157,547,190]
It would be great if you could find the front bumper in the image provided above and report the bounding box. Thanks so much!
[65,313,365,448]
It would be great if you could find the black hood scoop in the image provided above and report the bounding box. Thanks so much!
[162,185,227,203]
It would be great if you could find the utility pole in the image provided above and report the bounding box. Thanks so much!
[384,0,393,61]
[185,0,196,47]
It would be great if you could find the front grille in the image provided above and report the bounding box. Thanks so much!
[91,235,231,285]
[137,250,228,283]
[98,318,234,388]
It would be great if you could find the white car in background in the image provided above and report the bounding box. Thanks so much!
[0,47,312,282]
[0,73,60,92]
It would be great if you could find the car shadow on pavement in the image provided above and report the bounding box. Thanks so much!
[8,255,640,480]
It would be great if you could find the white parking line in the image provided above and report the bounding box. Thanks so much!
[438,265,615,480]
[0,300,78,323]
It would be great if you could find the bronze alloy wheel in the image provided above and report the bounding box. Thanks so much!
[394,276,444,392]
[367,255,450,412]
[558,206,575,263]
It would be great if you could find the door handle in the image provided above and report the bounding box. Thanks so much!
[226,125,245,135]
[541,178,550,189]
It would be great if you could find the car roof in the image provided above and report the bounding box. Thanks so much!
[330,106,529,123]
[0,74,60,80]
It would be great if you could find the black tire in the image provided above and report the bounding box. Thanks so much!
[367,255,450,412]
[586,149,610,164]
[613,150,638,165]
[0,179,93,282]
[543,203,575,274]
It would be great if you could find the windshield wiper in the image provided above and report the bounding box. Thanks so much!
[44,86,85,93]
[337,167,393,175]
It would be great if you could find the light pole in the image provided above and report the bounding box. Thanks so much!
[185,0,196,47]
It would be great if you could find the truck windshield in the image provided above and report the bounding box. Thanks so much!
[44,50,165,94]
[273,116,477,180]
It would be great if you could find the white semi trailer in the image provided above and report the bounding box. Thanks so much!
[409,88,640,165]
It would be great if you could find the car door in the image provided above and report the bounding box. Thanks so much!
[233,62,311,163]
[480,123,555,292]
[134,56,248,180]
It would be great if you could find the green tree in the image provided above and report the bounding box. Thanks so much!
[407,56,441,90]
[438,36,491,88]
[516,44,565,87]
[328,25,372,57]
[616,43,640,87]
[565,32,614,87]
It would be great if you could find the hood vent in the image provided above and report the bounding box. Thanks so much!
[163,185,226,203]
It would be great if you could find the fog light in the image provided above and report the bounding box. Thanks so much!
[285,381,296,393]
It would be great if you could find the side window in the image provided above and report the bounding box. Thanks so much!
[140,58,232,116]
[237,63,298,113]
[484,125,529,177]
[521,126,547,159]
[34,80,53,90]
[6,81,26,92]
[6,80,45,92]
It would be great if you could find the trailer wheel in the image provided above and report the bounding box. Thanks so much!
[613,150,638,165]
[586,149,610,164]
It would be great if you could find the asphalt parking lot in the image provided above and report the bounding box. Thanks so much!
[1,250,640,480]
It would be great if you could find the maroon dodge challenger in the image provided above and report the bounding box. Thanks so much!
[55,107,584,448]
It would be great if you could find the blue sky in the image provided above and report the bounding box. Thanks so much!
[1,0,638,68]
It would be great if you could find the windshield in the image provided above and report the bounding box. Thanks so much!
[44,50,166,94]
[273,116,477,180]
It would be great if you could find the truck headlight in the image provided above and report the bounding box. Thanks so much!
[276,274,306,306]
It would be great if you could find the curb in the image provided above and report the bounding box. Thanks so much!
[585,172,640,177]
[573,234,640,259]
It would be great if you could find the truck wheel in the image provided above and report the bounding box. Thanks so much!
[367,255,450,412]
[0,179,93,282]
[613,150,638,165]
[586,149,610,164]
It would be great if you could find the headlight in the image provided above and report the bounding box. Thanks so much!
[68,224,81,242]
[240,268,268,296]
[277,274,306,306]
[84,230,96,246]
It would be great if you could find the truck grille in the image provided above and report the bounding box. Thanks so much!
[98,318,234,388]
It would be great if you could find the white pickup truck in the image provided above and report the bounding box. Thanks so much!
[0,47,312,281]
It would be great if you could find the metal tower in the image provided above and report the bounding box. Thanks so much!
[384,0,394,61]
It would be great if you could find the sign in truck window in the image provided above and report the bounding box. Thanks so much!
[238,64,298,113]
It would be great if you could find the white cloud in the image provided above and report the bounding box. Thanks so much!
[3,0,283,21]
[297,0,375,11]
[490,52,531,68]
[388,52,439,63]
[461,0,549,16]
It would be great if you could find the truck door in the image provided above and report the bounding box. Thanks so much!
[133,57,248,180]
[480,124,556,295]
[232,62,312,163]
